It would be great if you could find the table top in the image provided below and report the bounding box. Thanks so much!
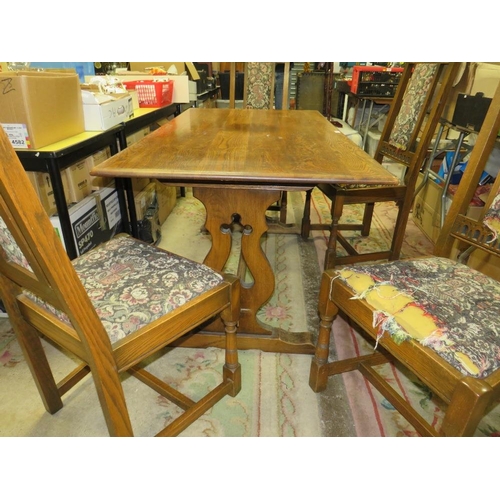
[91,108,398,188]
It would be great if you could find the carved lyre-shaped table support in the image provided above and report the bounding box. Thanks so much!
[193,186,280,335]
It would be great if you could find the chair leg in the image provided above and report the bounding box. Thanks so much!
[0,277,63,414]
[309,272,338,392]
[222,317,241,397]
[90,362,134,436]
[221,277,241,397]
[324,194,344,270]
[361,202,375,236]
[301,189,313,239]
[279,191,288,225]
[388,200,407,261]
[440,377,494,437]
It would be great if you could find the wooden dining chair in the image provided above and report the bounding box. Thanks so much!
[227,62,291,226]
[309,79,500,436]
[0,127,241,437]
[301,62,462,270]
[226,62,291,111]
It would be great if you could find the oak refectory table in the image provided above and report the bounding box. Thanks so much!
[91,108,398,354]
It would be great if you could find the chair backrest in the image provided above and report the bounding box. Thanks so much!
[243,62,275,109]
[374,63,461,187]
[0,127,113,355]
[436,78,500,260]
[227,62,291,110]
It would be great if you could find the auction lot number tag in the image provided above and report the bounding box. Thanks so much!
[1,123,31,149]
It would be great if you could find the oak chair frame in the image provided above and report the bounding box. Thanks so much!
[302,62,462,270]
[0,128,241,437]
[309,80,500,436]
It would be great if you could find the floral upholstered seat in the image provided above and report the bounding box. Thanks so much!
[336,257,500,378]
[336,171,500,377]
[0,218,224,344]
[332,172,500,376]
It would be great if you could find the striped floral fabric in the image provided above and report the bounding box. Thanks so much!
[389,63,438,151]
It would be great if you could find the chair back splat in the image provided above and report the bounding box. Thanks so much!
[310,79,500,437]
[0,127,241,437]
[302,62,462,270]
[226,62,292,228]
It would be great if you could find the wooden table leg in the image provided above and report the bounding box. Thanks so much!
[176,186,315,354]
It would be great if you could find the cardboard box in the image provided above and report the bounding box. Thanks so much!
[81,90,134,131]
[154,180,177,225]
[412,173,484,242]
[134,182,156,220]
[468,62,500,98]
[64,157,93,203]
[132,177,151,198]
[126,126,150,147]
[50,186,122,256]
[27,171,71,216]
[189,80,198,101]
[0,71,84,149]
[129,62,186,75]
[128,89,139,110]
[199,95,217,109]
[88,148,113,190]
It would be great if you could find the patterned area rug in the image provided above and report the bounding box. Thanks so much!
[0,189,321,437]
[1,187,499,436]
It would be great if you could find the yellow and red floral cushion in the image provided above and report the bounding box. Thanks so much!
[337,257,500,378]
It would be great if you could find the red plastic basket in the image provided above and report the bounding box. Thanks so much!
[123,80,174,108]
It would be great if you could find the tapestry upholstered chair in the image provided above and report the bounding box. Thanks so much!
[0,127,241,437]
[301,62,462,270]
[226,62,291,111]
[227,62,291,226]
[309,80,500,436]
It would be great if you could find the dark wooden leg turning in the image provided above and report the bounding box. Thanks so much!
[361,202,375,236]
[324,194,344,270]
[279,191,288,225]
[440,377,494,437]
[309,272,338,392]
[221,278,241,397]
[301,189,313,239]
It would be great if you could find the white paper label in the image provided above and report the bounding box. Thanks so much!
[104,191,121,229]
[1,123,31,149]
